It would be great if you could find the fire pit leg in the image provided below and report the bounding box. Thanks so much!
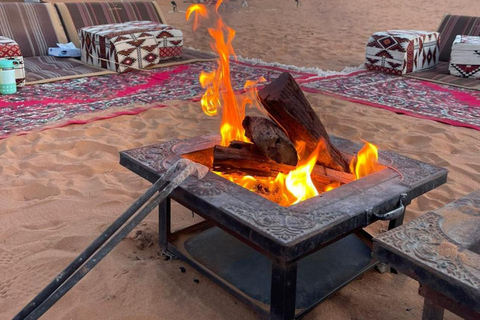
[422,298,445,320]
[388,212,405,230]
[270,260,297,320]
[158,197,171,253]
[375,213,406,274]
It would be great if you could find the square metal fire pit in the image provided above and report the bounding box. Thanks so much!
[120,133,447,320]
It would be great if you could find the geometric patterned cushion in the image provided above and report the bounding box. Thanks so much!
[437,15,480,62]
[365,30,440,75]
[55,1,167,48]
[0,3,67,57]
[449,35,480,78]
[79,21,183,73]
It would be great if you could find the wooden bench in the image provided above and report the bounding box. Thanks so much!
[373,190,480,320]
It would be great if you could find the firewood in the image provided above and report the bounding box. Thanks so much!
[258,72,350,172]
[212,142,290,177]
[212,141,353,185]
[242,116,298,166]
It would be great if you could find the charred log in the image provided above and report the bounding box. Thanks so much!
[212,141,353,185]
[242,116,298,166]
[258,72,350,172]
[212,142,290,177]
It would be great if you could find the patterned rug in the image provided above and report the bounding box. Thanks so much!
[301,71,480,131]
[2,61,479,139]
[0,60,314,139]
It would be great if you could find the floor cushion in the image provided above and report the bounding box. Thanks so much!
[449,35,480,78]
[79,20,183,73]
[365,30,440,75]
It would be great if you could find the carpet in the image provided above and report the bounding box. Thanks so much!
[404,61,480,91]
[0,60,314,139]
[3,59,479,139]
[301,70,480,131]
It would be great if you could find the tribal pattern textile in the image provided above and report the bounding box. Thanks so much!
[365,30,439,75]
[80,21,183,73]
[301,71,480,130]
[0,60,313,139]
[0,36,25,86]
[449,35,480,79]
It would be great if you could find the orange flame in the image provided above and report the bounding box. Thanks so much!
[188,3,248,146]
[283,141,322,204]
[199,71,219,116]
[187,5,380,206]
[324,181,341,192]
[215,0,224,12]
[350,141,379,179]
[321,141,379,193]
[186,4,208,31]
[240,77,267,112]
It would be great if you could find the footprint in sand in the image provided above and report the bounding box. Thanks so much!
[402,135,432,147]
[0,248,21,270]
[67,140,119,158]
[12,182,61,201]
[0,261,59,302]
[21,220,67,231]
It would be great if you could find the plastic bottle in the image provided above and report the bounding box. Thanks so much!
[0,59,19,95]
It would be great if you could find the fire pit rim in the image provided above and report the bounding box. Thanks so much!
[119,133,448,261]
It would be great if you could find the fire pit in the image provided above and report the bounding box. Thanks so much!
[120,133,447,320]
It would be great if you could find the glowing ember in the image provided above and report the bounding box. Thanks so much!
[324,181,341,192]
[186,4,380,206]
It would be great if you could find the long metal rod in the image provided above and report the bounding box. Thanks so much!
[13,177,169,320]
[15,159,207,320]
[23,177,179,320]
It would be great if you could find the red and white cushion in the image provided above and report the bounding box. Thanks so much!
[79,21,183,73]
[365,30,440,75]
[449,35,480,79]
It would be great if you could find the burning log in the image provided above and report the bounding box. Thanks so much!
[242,116,298,166]
[212,141,292,177]
[213,141,353,185]
[258,72,350,172]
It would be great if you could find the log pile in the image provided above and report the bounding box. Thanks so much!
[212,72,353,187]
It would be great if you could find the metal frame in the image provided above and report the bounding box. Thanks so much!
[120,134,448,320]
[159,202,381,320]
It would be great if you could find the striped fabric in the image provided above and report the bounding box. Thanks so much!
[24,55,111,84]
[24,48,216,84]
[437,15,480,62]
[404,61,480,90]
[55,1,167,47]
[0,3,67,57]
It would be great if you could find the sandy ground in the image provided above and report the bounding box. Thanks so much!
[1,0,480,319]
